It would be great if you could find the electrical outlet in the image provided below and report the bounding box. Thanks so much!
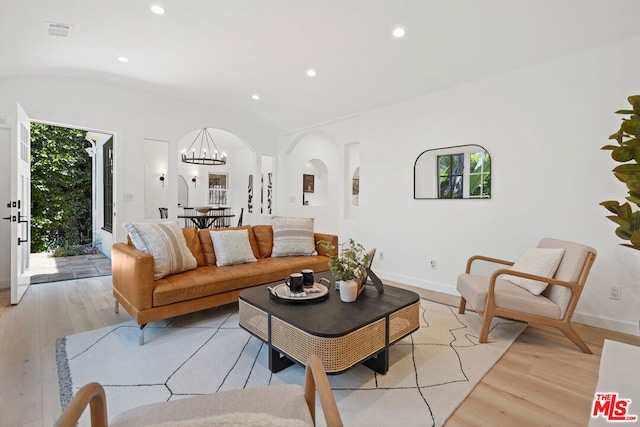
[430,259,437,270]
[609,285,620,300]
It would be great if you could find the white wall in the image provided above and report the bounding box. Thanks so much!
[0,76,281,288]
[277,117,360,238]
[354,35,640,335]
[144,139,169,220]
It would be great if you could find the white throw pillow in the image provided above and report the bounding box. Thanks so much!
[503,247,565,295]
[271,216,317,257]
[123,220,197,280]
[210,229,258,267]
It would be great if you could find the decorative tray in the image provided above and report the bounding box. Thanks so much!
[268,283,329,304]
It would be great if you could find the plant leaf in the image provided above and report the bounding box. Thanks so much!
[612,146,634,162]
[618,202,633,220]
[606,215,630,228]
[616,227,632,240]
[600,200,620,214]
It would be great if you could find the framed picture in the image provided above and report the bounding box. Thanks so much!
[303,174,315,193]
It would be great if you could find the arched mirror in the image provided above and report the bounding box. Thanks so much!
[414,144,491,199]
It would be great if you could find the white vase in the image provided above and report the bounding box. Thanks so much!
[339,279,358,302]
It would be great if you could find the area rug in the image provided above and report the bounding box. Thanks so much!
[56,298,526,427]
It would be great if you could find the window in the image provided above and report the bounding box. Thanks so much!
[438,153,464,199]
[103,138,113,231]
[469,152,491,198]
[208,173,228,205]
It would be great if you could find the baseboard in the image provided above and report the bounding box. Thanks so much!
[377,271,457,296]
[0,280,9,289]
[573,312,640,337]
[378,270,640,337]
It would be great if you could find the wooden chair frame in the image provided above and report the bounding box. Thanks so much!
[458,252,596,354]
[54,354,343,427]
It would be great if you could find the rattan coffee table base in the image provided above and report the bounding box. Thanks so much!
[239,282,420,374]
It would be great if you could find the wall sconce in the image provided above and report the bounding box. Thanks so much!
[192,175,197,188]
[159,173,165,187]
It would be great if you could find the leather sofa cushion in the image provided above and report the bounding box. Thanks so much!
[153,256,330,307]
[182,227,205,267]
[252,225,273,258]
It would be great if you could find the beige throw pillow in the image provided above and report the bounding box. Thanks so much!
[210,229,258,266]
[271,216,317,257]
[502,247,565,295]
[123,220,197,280]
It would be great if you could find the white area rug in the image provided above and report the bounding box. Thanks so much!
[56,299,526,427]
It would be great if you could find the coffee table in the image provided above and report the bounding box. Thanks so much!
[238,272,420,374]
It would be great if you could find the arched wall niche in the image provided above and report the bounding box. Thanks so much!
[344,142,360,220]
[302,158,329,206]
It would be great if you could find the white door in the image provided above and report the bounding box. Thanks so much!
[10,103,31,304]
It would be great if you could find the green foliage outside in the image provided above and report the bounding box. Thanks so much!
[469,152,491,198]
[437,151,491,199]
[31,123,93,256]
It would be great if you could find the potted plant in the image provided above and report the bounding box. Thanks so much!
[601,95,640,251]
[319,238,371,301]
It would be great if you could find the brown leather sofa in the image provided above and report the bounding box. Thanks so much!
[112,224,338,344]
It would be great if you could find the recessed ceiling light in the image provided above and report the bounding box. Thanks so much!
[306,69,317,78]
[392,27,406,38]
[150,5,166,15]
[252,94,260,101]
[118,56,130,63]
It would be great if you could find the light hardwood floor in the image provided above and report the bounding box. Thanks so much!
[1,277,639,427]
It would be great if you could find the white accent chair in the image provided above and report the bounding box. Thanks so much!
[456,238,596,353]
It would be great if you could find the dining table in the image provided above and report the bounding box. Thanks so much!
[177,214,236,229]
[178,207,235,229]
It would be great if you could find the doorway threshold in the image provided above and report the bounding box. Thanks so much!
[29,252,112,284]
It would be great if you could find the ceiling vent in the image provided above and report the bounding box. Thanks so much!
[46,22,73,38]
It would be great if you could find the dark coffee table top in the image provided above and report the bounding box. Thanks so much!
[239,271,420,338]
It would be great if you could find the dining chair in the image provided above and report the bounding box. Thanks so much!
[237,207,244,226]
[182,207,195,227]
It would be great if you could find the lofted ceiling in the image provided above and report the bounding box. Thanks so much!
[2,0,640,132]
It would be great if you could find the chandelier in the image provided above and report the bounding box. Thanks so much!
[181,128,227,165]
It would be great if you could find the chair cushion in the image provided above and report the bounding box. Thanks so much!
[110,384,313,427]
[271,217,318,257]
[210,229,257,267]
[123,220,197,280]
[457,273,562,319]
[537,238,597,318]
[146,412,310,427]
[502,248,565,295]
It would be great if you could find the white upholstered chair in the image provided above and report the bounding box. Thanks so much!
[54,355,343,427]
[456,238,596,353]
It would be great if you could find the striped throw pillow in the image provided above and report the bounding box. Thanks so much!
[123,220,197,279]
[271,216,318,257]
